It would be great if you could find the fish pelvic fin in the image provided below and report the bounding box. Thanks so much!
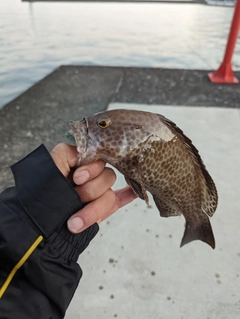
[180,217,215,249]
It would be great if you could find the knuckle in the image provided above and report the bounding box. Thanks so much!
[80,183,94,202]
[105,167,117,183]
[84,160,105,179]
[92,159,105,169]
[106,189,117,206]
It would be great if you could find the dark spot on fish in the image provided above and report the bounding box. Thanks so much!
[151,271,156,276]
[215,273,220,278]
[167,296,171,300]
[99,286,104,290]
[109,258,114,263]
[110,294,114,299]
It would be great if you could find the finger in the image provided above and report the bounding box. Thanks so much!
[67,186,138,234]
[73,160,106,185]
[97,186,138,223]
[113,186,139,212]
[51,143,78,177]
[74,167,116,203]
[68,189,116,233]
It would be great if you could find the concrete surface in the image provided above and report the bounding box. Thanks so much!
[65,103,240,319]
[0,66,123,192]
[0,65,240,318]
[1,66,240,192]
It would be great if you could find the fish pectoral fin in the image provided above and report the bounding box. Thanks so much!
[153,195,181,217]
[180,217,215,249]
[125,176,149,205]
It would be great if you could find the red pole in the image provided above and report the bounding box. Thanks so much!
[208,0,240,84]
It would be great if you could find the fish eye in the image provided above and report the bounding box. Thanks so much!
[97,117,111,129]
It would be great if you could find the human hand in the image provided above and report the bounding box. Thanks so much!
[51,143,138,234]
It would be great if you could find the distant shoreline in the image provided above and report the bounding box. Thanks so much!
[22,0,236,6]
[22,0,205,4]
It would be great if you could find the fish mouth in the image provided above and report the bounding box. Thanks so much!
[80,117,96,150]
[65,118,96,164]
[65,129,76,145]
[84,117,89,133]
[65,118,87,145]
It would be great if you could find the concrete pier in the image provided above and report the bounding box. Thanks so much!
[1,66,240,192]
[0,65,240,319]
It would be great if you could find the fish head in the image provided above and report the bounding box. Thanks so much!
[66,109,160,165]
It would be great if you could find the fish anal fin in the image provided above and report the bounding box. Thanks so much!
[125,176,149,205]
[153,195,181,217]
[180,218,215,249]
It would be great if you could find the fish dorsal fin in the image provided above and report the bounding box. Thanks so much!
[153,195,181,217]
[157,114,218,217]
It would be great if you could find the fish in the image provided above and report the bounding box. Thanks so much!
[66,109,218,249]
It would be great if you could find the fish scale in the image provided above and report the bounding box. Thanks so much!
[67,109,218,249]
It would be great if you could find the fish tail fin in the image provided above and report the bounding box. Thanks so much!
[180,217,215,249]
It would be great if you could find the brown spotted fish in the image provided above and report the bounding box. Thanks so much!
[66,109,218,249]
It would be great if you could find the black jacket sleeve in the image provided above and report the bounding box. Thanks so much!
[0,144,99,319]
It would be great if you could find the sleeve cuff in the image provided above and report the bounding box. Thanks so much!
[47,222,99,262]
[11,144,84,238]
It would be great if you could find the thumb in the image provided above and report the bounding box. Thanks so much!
[51,143,78,177]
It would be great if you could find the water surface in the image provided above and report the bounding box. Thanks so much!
[0,0,239,108]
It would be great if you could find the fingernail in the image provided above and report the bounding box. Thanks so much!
[74,170,89,184]
[67,217,84,233]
